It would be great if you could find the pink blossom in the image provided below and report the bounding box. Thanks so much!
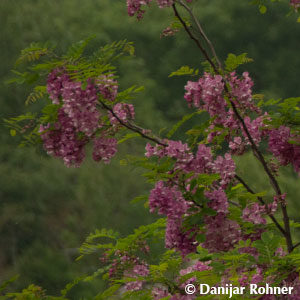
[40,109,87,167]
[242,203,266,225]
[268,126,300,174]
[165,217,198,256]
[157,0,174,8]
[96,74,118,101]
[92,137,117,164]
[149,181,187,218]
[211,153,235,187]
[184,73,227,121]
[109,103,135,125]
[203,213,241,252]
[205,188,229,214]
[152,287,170,299]
[126,0,151,19]
[228,71,260,113]
[124,264,149,291]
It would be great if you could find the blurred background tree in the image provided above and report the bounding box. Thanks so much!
[0,0,299,298]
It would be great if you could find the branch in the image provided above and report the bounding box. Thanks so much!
[99,100,167,147]
[178,0,222,70]
[292,242,300,251]
[235,175,286,237]
[173,2,293,252]
[172,4,219,74]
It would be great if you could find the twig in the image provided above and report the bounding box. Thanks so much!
[172,4,219,74]
[292,242,300,251]
[99,100,167,147]
[178,0,222,70]
[235,175,286,236]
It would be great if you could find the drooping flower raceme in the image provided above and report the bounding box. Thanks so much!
[149,181,188,218]
[268,126,300,174]
[92,137,118,164]
[41,68,130,167]
[39,109,87,167]
[109,103,135,125]
[203,213,241,252]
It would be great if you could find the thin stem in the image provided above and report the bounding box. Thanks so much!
[178,0,222,70]
[172,4,219,74]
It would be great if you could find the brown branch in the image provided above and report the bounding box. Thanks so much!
[99,100,167,147]
[173,2,293,252]
[172,4,219,74]
[227,87,293,252]
[292,242,300,251]
[235,175,286,237]
[178,0,222,70]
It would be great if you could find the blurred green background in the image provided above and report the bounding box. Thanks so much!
[0,0,300,298]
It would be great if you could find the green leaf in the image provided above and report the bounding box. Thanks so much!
[118,132,140,144]
[225,53,253,72]
[40,104,59,123]
[65,35,96,60]
[196,233,206,243]
[15,42,53,65]
[0,275,19,292]
[167,110,203,138]
[169,65,199,77]
[197,173,220,186]
[10,129,16,137]
[130,195,148,205]
[26,85,47,105]
[95,284,121,300]
[61,276,86,296]
[259,5,267,14]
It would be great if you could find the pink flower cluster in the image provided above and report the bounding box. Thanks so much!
[184,72,258,118]
[242,203,267,225]
[60,79,100,137]
[184,72,266,155]
[126,0,192,19]
[229,72,260,113]
[124,264,149,291]
[92,137,117,164]
[184,73,226,121]
[149,181,188,218]
[149,181,197,256]
[107,250,147,279]
[165,217,198,257]
[205,188,229,214]
[146,142,236,188]
[290,0,300,10]
[126,0,151,19]
[147,141,238,254]
[39,110,87,167]
[109,103,135,125]
[41,69,135,167]
[268,126,300,174]
[203,213,241,252]
[96,74,118,101]
[179,260,211,288]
